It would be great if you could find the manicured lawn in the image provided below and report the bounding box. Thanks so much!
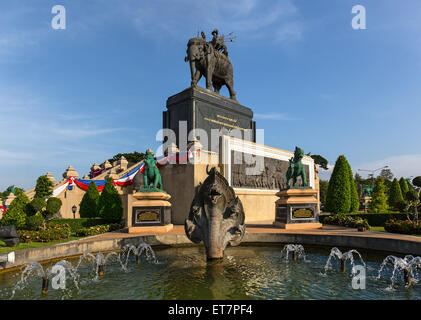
[370,226,386,232]
[0,236,83,254]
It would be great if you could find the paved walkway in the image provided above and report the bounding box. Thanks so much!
[77,224,421,244]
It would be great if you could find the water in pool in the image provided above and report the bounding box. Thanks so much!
[0,244,420,300]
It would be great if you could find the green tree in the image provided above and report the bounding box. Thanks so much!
[325,155,351,213]
[379,168,394,181]
[368,177,389,213]
[319,180,329,209]
[311,155,329,170]
[79,181,100,218]
[26,198,47,216]
[98,178,123,223]
[399,177,409,198]
[345,161,360,212]
[44,197,62,219]
[34,175,54,199]
[388,178,404,210]
[108,151,145,165]
[1,189,30,229]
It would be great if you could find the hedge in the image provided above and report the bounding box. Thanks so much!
[384,219,421,235]
[75,223,122,237]
[320,213,407,226]
[322,214,370,229]
[18,225,72,243]
[47,218,115,233]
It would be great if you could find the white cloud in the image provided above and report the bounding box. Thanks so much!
[254,112,290,120]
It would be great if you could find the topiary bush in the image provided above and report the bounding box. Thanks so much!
[325,155,351,213]
[388,178,404,210]
[44,197,62,220]
[345,160,359,213]
[1,189,30,229]
[34,175,54,199]
[98,178,123,223]
[369,177,389,213]
[26,198,46,216]
[25,212,45,231]
[79,181,100,218]
[399,177,409,198]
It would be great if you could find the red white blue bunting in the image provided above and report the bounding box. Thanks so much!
[52,150,199,196]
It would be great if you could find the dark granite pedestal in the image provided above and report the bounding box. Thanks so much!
[163,86,256,152]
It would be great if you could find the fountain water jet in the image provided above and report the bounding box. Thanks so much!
[281,244,306,262]
[77,251,124,279]
[377,255,421,287]
[324,247,365,274]
[10,260,80,298]
[121,242,157,268]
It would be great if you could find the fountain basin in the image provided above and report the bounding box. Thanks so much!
[1,245,420,300]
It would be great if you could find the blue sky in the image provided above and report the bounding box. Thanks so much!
[1,0,421,190]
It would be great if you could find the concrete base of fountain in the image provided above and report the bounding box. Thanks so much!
[127,192,173,233]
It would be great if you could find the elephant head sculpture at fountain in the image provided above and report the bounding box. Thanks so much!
[185,167,245,260]
[185,31,237,100]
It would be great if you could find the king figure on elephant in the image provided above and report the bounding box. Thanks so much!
[185,29,237,100]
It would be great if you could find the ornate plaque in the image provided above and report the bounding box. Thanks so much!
[291,207,314,219]
[134,208,161,224]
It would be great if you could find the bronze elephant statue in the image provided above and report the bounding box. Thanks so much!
[185,37,237,101]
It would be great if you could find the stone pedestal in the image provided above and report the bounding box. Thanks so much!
[127,192,173,233]
[163,86,256,152]
[274,188,322,229]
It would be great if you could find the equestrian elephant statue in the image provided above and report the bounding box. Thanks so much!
[185,37,237,101]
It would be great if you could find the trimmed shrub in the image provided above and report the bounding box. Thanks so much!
[345,160,359,213]
[368,177,389,213]
[413,176,421,188]
[25,213,45,231]
[399,177,409,198]
[44,197,62,220]
[26,198,46,216]
[325,155,351,213]
[1,189,30,229]
[388,178,404,210]
[34,175,54,199]
[98,178,123,223]
[79,181,100,218]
